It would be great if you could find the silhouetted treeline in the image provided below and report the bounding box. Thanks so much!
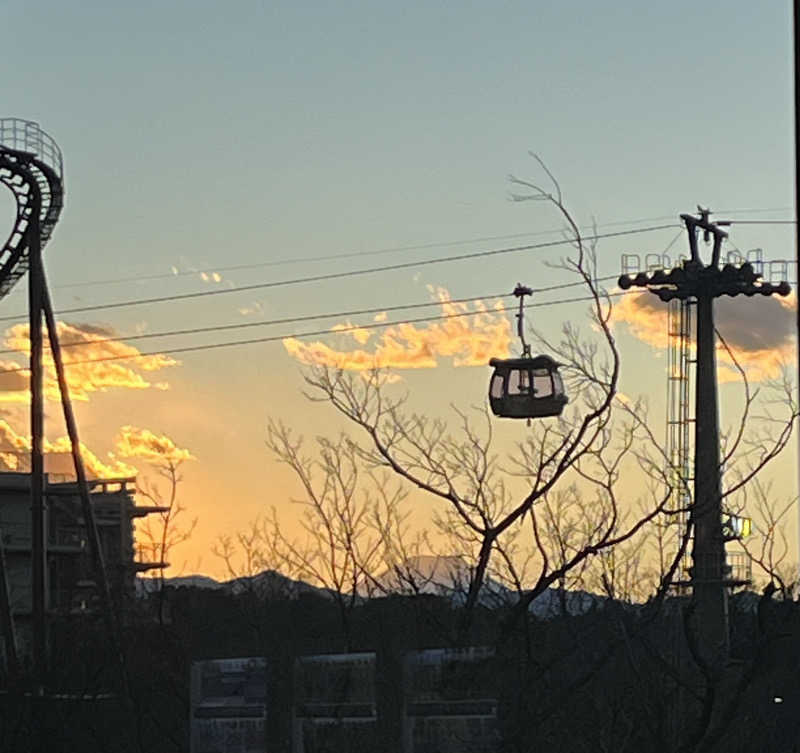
[2,586,800,752]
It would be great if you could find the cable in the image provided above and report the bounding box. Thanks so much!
[0,224,676,324]
[718,220,797,225]
[0,219,682,354]
[0,290,637,373]
[33,205,796,291]
[48,215,685,290]
[1,292,515,354]
[660,229,685,256]
[0,216,745,359]
[0,209,778,365]
[3,276,621,355]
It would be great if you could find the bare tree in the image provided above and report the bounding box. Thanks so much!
[739,478,797,596]
[136,459,197,623]
[712,332,799,595]
[236,422,406,648]
[220,159,800,751]
[277,160,683,640]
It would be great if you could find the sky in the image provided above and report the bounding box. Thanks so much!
[1,0,798,579]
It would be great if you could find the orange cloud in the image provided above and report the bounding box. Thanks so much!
[283,287,513,371]
[331,320,372,345]
[113,425,195,464]
[0,421,196,479]
[0,420,33,453]
[613,290,796,382]
[2,321,178,402]
[0,419,136,478]
[0,360,32,399]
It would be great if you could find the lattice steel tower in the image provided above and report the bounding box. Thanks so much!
[665,297,694,583]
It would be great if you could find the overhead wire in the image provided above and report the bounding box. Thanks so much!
[45,215,683,290]
[0,207,787,370]
[4,276,621,355]
[0,224,677,324]
[0,217,703,363]
[52,218,679,288]
[36,205,795,290]
[0,289,639,374]
[718,220,797,225]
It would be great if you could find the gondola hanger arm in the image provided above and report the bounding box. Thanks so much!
[513,283,533,358]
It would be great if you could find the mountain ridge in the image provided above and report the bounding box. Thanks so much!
[136,555,609,618]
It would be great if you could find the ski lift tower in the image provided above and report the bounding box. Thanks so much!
[619,209,791,665]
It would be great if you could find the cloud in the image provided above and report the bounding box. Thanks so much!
[331,320,372,345]
[0,419,136,478]
[0,421,195,479]
[238,301,264,317]
[175,256,234,288]
[113,425,195,464]
[1,321,178,402]
[283,287,512,370]
[613,290,796,382]
[0,361,31,395]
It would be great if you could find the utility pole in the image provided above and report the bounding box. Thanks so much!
[619,210,791,666]
[792,0,800,583]
[28,204,47,689]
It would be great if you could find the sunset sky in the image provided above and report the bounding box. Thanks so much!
[2,1,798,578]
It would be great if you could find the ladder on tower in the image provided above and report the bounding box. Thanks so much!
[666,297,693,587]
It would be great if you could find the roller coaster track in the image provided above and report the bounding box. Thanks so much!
[0,119,64,299]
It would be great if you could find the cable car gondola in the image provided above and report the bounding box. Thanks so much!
[488,284,568,420]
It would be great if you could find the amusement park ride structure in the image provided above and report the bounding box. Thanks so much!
[0,119,122,691]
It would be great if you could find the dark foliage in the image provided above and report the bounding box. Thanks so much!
[2,587,800,752]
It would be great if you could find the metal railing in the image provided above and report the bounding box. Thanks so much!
[0,118,63,180]
[725,550,753,584]
[688,550,753,586]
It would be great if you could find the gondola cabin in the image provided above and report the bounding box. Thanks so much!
[488,355,567,419]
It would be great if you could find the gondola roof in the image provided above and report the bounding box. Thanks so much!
[489,355,561,369]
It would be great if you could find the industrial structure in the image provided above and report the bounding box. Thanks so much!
[619,209,791,665]
[0,473,165,662]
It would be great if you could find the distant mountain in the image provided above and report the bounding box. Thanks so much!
[137,567,772,620]
[223,569,332,600]
[524,587,607,618]
[135,559,606,617]
[373,555,606,616]
[374,554,510,606]
[135,574,222,595]
[135,569,331,600]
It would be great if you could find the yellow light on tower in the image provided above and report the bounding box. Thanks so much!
[723,514,753,540]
